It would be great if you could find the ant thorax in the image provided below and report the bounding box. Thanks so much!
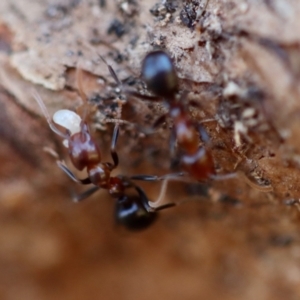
[53,109,82,147]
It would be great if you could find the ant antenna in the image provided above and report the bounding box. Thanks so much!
[75,61,91,122]
[95,54,135,124]
[32,90,70,140]
[97,54,122,87]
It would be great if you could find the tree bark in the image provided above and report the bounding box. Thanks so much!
[0,1,300,300]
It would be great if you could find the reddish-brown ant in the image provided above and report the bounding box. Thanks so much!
[140,50,273,192]
[33,66,182,230]
[141,50,218,181]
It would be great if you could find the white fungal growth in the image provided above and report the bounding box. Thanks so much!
[53,109,82,135]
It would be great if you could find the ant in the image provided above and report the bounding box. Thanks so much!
[141,50,218,182]
[140,50,273,192]
[33,66,182,231]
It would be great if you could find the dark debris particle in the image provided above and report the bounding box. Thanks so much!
[107,51,126,64]
[117,0,139,17]
[71,0,81,7]
[219,195,242,207]
[46,5,67,19]
[246,86,265,102]
[122,76,137,86]
[98,0,106,8]
[107,19,126,38]
[89,28,104,45]
[165,0,178,13]
[150,3,167,17]
[66,50,75,56]
[170,156,181,170]
[185,183,209,197]
[150,35,167,48]
[129,36,139,47]
[180,2,197,28]
[270,235,294,247]
[150,1,177,17]
[45,0,80,19]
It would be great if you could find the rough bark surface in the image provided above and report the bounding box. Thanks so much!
[1,1,300,299]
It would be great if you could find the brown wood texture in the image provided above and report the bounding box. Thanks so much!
[0,1,300,299]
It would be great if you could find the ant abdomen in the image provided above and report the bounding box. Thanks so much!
[141,50,178,99]
[115,195,157,230]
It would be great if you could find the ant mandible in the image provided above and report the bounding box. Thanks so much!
[33,66,181,231]
[141,50,218,182]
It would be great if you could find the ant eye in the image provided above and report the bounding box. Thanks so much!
[53,109,82,135]
[141,50,178,99]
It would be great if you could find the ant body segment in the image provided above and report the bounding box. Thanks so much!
[33,66,181,230]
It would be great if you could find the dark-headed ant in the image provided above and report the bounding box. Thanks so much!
[141,50,273,192]
[33,66,182,230]
[141,50,217,181]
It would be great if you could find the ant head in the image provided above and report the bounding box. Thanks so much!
[141,50,178,99]
[115,195,157,230]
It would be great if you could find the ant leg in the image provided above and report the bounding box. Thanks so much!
[32,90,70,139]
[153,202,176,211]
[110,124,119,168]
[125,90,162,102]
[132,185,155,212]
[133,184,176,212]
[131,173,196,212]
[43,147,60,159]
[105,116,155,135]
[196,0,210,19]
[97,55,162,112]
[209,173,237,181]
[130,172,186,182]
[72,186,100,202]
[57,161,92,184]
[153,114,167,129]
[128,181,175,212]
[97,55,142,91]
[134,180,176,212]
[147,176,179,209]
[132,173,191,211]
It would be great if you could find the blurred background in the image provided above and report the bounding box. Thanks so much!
[0,0,300,299]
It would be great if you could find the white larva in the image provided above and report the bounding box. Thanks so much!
[53,109,82,135]
[53,109,82,148]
